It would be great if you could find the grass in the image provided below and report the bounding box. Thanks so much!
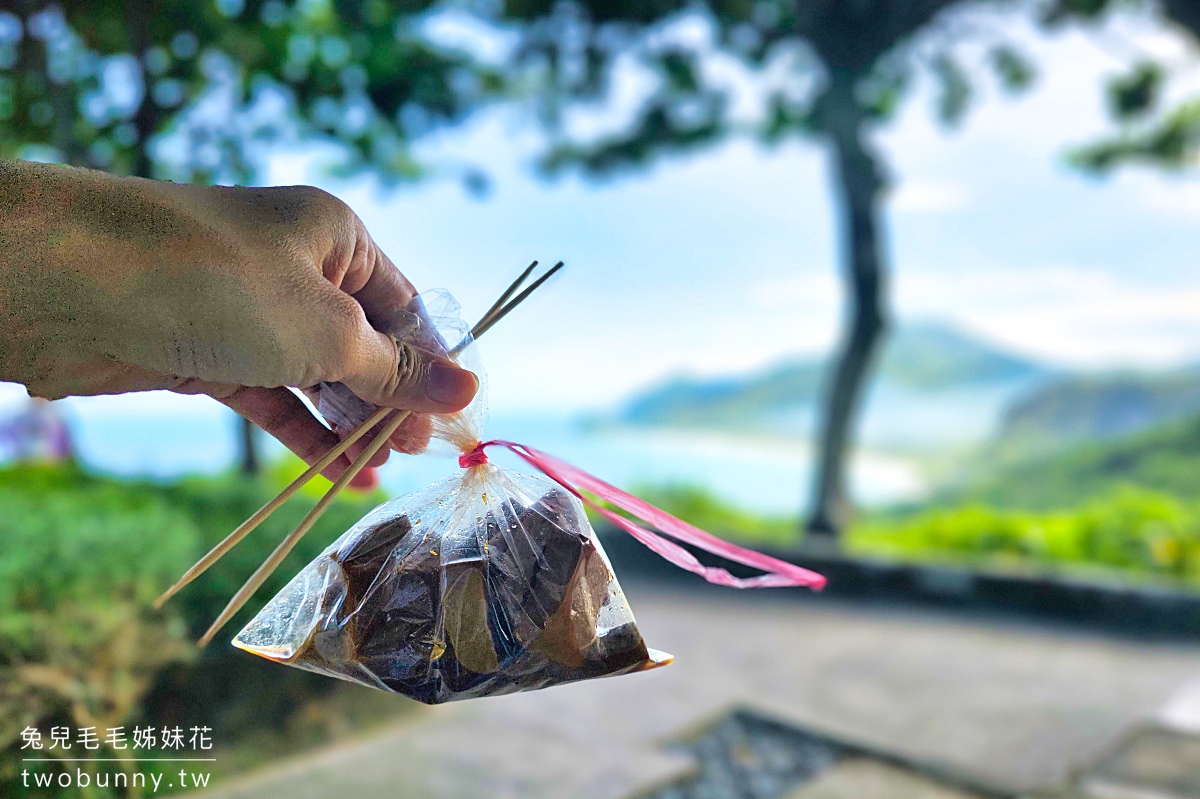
[625,484,799,548]
[848,487,1200,585]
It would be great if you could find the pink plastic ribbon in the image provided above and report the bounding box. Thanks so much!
[460,440,825,590]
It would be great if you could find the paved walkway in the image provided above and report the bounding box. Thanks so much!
[201,586,1200,799]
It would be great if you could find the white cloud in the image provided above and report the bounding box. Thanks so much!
[751,260,1200,372]
[890,181,971,213]
[896,265,1200,368]
[748,271,839,310]
[421,9,519,66]
[1122,171,1200,218]
[0,382,29,415]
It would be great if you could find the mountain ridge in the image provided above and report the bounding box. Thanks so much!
[996,367,1200,453]
[618,323,1051,431]
[612,323,1200,458]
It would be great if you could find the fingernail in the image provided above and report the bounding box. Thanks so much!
[426,362,478,408]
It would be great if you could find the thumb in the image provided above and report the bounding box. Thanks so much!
[337,318,479,414]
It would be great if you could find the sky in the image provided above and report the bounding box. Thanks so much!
[3,4,1200,422]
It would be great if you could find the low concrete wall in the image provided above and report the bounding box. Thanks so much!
[597,526,1200,638]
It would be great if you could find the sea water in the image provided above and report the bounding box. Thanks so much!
[0,385,924,516]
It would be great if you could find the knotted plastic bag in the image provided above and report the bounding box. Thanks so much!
[234,293,671,703]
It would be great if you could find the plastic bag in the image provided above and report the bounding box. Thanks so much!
[235,293,671,703]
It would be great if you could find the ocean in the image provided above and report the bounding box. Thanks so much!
[0,387,925,516]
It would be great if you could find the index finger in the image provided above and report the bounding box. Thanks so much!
[334,217,416,335]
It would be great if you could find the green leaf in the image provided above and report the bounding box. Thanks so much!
[1069,98,1200,173]
[989,45,1035,94]
[932,53,971,127]
[1107,61,1163,120]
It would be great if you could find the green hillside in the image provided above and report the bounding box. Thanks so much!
[621,362,823,427]
[997,369,1200,453]
[848,413,1200,584]
[950,413,1200,510]
[619,323,1046,428]
[883,324,1042,388]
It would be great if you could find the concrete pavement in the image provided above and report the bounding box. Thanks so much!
[200,585,1200,799]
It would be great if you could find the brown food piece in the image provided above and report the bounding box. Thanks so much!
[303,514,425,679]
[336,514,443,690]
[476,489,587,656]
[336,513,415,627]
[528,538,608,668]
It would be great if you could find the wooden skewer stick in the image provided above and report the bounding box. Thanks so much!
[448,257,549,355]
[471,261,563,340]
[153,404,395,609]
[478,261,537,330]
[198,410,411,647]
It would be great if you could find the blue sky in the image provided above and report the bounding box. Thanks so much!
[3,6,1200,420]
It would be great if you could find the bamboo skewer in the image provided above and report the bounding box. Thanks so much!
[471,261,563,341]
[154,404,395,609]
[479,261,537,328]
[187,261,565,647]
[198,410,411,647]
[448,260,549,356]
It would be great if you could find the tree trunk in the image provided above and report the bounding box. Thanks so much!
[239,415,260,475]
[124,0,157,179]
[17,2,84,165]
[805,86,890,543]
[235,419,262,475]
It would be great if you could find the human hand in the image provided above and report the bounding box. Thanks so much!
[0,161,478,480]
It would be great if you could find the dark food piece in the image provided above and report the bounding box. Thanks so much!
[286,489,652,703]
[339,514,414,613]
[482,490,587,657]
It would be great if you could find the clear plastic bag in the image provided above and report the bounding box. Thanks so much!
[235,293,670,703]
